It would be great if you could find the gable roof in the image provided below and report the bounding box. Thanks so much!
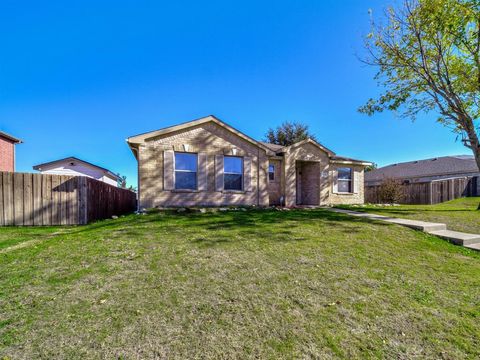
[259,139,336,156]
[127,116,372,166]
[365,155,479,182]
[33,157,121,181]
[282,138,336,156]
[0,131,22,144]
[127,115,275,157]
[260,138,371,165]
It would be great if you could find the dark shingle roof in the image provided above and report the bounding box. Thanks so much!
[258,142,285,152]
[365,155,479,182]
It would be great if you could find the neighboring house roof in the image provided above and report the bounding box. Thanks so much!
[0,131,22,144]
[127,115,275,157]
[365,155,479,183]
[33,157,121,181]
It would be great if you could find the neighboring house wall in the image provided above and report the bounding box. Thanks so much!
[137,122,269,208]
[0,136,15,172]
[412,173,480,183]
[38,163,118,186]
[366,172,480,186]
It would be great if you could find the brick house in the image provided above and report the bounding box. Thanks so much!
[0,131,22,172]
[127,115,371,208]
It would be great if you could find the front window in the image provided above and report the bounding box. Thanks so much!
[337,167,352,193]
[175,152,197,190]
[268,164,275,181]
[224,156,243,190]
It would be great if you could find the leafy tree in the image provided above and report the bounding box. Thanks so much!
[365,163,378,172]
[264,121,317,146]
[117,174,127,188]
[360,0,480,206]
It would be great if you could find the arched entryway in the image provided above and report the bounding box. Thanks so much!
[295,160,320,206]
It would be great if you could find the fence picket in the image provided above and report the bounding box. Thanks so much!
[366,177,478,205]
[0,172,136,226]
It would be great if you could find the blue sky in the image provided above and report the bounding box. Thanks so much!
[0,0,469,186]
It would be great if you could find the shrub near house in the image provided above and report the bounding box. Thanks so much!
[378,178,405,204]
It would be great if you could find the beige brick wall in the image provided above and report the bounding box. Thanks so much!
[284,142,331,207]
[136,122,366,208]
[328,165,365,205]
[267,159,282,205]
[138,122,269,208]
[283,142,365,206]
[297,161,321,205]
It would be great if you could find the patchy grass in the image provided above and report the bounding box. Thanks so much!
[338,197,480,234]
[0,226,66,251]
[0,209,479,359]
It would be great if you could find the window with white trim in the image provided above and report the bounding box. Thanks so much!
[224,156,243,190]
[268,164,275,181]
[337,167,352,193]
[174,152,197,190]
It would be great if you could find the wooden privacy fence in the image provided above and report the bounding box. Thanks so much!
[365,176,479,205]
[0,172,137,226]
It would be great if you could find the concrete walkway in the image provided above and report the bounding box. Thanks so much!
[329,208,480,251]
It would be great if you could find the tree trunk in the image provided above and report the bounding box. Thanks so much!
[460,115,480,210]
[473,147,480,210]
[466,141,480,210]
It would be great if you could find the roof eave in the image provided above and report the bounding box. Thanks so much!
[0,132,22,144]
[127,141,140,160]
[283,138,336,156]
[33,157,119,177]
[330,159,373,166]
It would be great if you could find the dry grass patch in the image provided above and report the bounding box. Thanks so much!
[0,209,479,359]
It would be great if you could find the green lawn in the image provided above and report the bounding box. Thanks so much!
[338,197,480,234]
[1,209,479,359]
[0,226,67,251]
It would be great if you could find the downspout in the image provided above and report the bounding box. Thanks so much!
[136,147,140,212]
[128,141,140,212]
